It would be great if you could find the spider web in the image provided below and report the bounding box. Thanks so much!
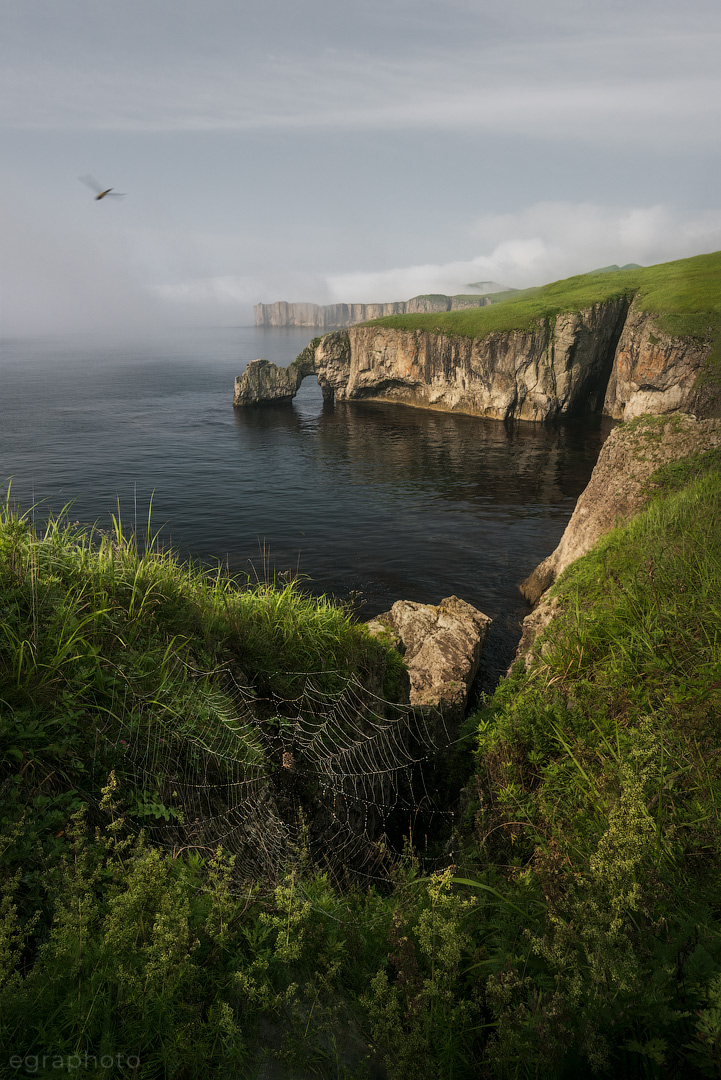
[94,657,460,884]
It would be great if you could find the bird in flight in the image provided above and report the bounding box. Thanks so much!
[79,174,126,200]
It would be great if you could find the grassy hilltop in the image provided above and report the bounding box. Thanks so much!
[364,250,721,360]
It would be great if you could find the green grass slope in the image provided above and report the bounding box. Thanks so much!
[363,250,721,360]
[459,444,721,1075]
[0,500,401,887]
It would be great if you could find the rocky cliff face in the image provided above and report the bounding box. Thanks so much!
[603,304,716,420]
[254,295,492,328]
[237,294,717,425]
[327,299,628,420]
[237,297,631,421]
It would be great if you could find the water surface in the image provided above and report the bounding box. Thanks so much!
[0,325,612,686]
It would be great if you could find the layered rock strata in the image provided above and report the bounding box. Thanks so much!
[367,596,491,720]
[603,306,716,419]
[254,295,492,328]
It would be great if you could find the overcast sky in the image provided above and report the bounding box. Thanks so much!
[2,0,720,334]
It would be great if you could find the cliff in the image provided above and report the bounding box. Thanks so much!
[308,298,630,421]
[602,303,716,419]
[236,295,714,422]
[237,252,721,422]
[254,294,493,328]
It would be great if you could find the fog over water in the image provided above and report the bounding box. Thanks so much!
[0,325,612,686]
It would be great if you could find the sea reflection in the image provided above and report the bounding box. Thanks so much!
[230,385,612,683]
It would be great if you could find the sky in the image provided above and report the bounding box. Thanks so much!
[2,0,721,334]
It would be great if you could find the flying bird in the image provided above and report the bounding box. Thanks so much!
[79,174,126,200]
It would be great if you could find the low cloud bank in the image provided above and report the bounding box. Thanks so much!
[155,202,721,317]
[18,198,713,334]
[325,202,721,302]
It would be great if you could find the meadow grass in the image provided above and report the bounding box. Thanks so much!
[0,494,394,913]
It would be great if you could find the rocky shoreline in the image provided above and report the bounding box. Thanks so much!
[357,415,721,717]
[514,413,721,668]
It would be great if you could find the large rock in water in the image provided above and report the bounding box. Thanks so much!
[233,359,302,405]
[368,596,491,719]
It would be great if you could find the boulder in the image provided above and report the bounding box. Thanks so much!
[368,595,491,719]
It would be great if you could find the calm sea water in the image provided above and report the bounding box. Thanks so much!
[0,325,612,686]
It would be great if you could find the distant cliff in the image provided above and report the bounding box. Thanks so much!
[253,294,493,328]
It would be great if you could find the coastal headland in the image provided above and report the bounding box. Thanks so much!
[237,251,721,423]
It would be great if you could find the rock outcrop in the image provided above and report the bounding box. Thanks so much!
[367,596,491,720]
[604,305,715,420]
[521,413,721,604]
[232,359,303,406]
[254,295,493,328]
[515,414,721,664]
[232,334,350,406]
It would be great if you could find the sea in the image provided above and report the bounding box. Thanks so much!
[0,325,613,688]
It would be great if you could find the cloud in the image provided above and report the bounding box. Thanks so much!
[2,1,720,147]
[152,270,331,315]
[323,203,721,300]
[3,58,719,149]
[155,277,259,305]
[6,190,720,334]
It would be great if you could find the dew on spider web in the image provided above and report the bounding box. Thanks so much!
[95,658,459,885]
